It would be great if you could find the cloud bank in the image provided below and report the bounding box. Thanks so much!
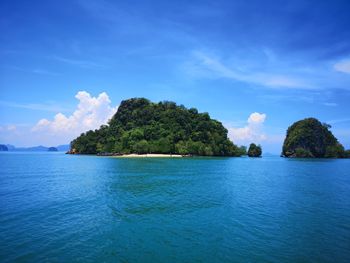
[227,112,267,145]
[32,91,118,144]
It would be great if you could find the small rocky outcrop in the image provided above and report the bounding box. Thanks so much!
[247,143,262,157]
[66,148,77,154]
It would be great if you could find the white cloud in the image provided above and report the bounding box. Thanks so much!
[32,91,118,144]
[0,125,17,132]
[51,56,105,69]
[327,118,350,124]
[248,112,266,124]
[0,100,69,112]
[334,60,350,74]
[227,112,267,145]
[0,125,22,145]
[7,125,17,131]
[7,66,60,76]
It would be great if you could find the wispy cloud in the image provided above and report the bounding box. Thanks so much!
[50,56,105,69]
[185,51,311,89]
[6,66,60,76]
[31,69,60,75]
[0,124,17,132]
[0,100,70,112]
[259,92,340,107]
[327,118,350,124]
[334,60,350,74]
[259,93,316,104]
[323,102,338,107]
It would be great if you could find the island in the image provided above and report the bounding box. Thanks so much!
[282,117,350,158]
[0,144,9,151]
[248,143,262,157]
[48,147,58,152]
[69,98,247,157]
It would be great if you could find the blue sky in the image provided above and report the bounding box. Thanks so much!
[1,0,350,153]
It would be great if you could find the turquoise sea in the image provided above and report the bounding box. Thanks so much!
[0,152,349,262]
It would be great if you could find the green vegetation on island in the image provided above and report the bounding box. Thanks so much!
[70,98,246,156]
[282,117,349,158]
[248,143,262,157]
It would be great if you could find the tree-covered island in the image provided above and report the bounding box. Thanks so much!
[69,98,247,156]
[282,118,350,158]
[0,144,9,151]
[248,143,262,157]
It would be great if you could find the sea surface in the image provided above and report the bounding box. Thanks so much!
[0,152,349,262]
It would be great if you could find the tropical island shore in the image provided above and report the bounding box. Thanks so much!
[70,98,247,157]
[68,98,349,159]
[114,153,185,158]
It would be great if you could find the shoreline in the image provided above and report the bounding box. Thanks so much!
[113,153,185,158]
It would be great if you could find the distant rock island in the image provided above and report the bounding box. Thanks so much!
[70,98,247,156]
[48,147,58,152]
[0,144,9,151]
[282,118,350,158]
[0,144,70,152]
[248,143,262,157]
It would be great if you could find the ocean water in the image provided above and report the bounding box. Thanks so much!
[0,152,349,262]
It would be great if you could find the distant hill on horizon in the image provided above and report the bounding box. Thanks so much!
[2,144,70,152]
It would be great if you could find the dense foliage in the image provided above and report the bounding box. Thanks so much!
[282,118,348,158]
[345,150,350,158]
[70,98,244,156]
[247,143,262,157]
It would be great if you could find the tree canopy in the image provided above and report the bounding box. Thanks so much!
[282,118,348,158]
[70,98,244,156]
[247,143,262,157]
